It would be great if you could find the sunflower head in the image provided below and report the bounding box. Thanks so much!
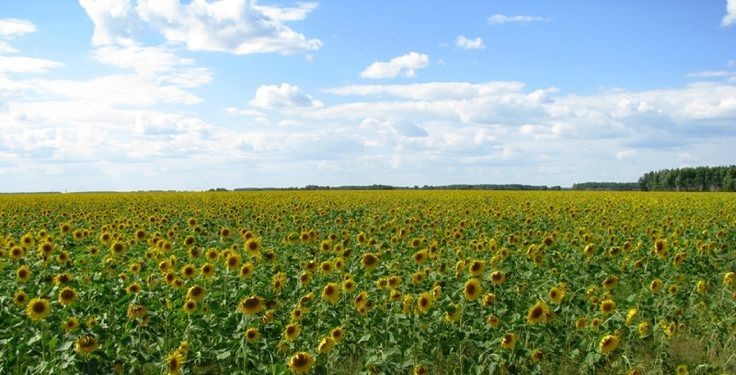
[245,327,261,343]
[288,352,314,374]
[26,298,51,321]
[238,296,264,315]
[463,278,483,301]
[598,334,620,354]
[76,335,98,355]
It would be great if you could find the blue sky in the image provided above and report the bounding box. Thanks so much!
[0,0,735,191]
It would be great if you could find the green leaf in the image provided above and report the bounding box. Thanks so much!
[57,340,74,351]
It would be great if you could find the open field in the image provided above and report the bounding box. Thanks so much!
[1,191,735,374]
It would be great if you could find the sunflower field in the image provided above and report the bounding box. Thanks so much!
[0,191,735,374]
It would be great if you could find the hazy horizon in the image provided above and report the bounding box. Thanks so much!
[1,1,735,192]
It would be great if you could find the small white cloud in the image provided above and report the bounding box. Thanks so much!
[487,14,549,25]
[360,52,429,79]
[250,83,323,109]
[0,18,37,37]
[723,0,736,26]
[255,2,318,22]
[616,149,636,160]
[455,35,486,50]
[0,55,63,74]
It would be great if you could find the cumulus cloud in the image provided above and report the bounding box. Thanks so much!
[78,0,138,46]
[723,0,736,26]
[250,83,323,109]
[487,14,549,25]
[455,35,485,50]
[360,52,430,79]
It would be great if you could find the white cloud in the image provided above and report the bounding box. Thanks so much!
[2,74,200,106]
[616,149,636,160]
[134,0,321,55]
[0,55,63,74]
[487,14,549,25]
[0,18,37,37]
[326,81,526,100]
[250,83,323,109]
[92,44,212,87]
[360,52,430,79]
[78,0,138,46]
[455,35,485,50]
[255,2,318,22]
[723,0,736,26]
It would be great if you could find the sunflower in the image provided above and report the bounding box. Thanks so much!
[575,317,587,330]
[413,365,430,375]
[268,271,284,292]
[402,295,413,314]
[444,303,461,323]
[245,327,261,343]
[288,352,314,374]
[695,280,708,295]
[530,349,544,363]
[601,275,619,290]
[490,271,506,286]
[239,296,264,315]
[127,304,146,320]
[182,299,197,314]
[13,290,27,306]
[76,335,98,354]
[9,246,25,260]
[342,278,356,292]
[482,293,496,307]
[526,301,550,324]
[598,334,620,354]
[416,292,433,314]
[649,278,663,293]
[283,322,301,341]
[330,326,345,342]
[724,271,736,288]
[361,253,379,271]
[317,336,336,354]
[244,238,261,257]
[590,318,602,331]
[599,299,615,315]
[198,262,213,278]
[26,298,51,321]
[16,265,31,283]
[501,333,516,349]
[486,314,500,328]
[468,260,485,277]
[320,260,334,274]
[62,316,79,333]
[177,264,194,279]
[462,278,483,301]
[58,287,77,306]
[185,285,204,302]
[625,308,638,325]
[166,351,184,375]
[676,364,688,375]
[413,250,427,264]
[322,282,340,304]
[224,253,240,271]
[548,286,565,304]
[238,262,254,279]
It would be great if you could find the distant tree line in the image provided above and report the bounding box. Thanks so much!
[638,165,736,192]
[571,182,640,191]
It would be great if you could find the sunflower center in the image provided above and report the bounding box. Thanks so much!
[32,302,46,314]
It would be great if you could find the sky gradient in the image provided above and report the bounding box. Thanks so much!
[1,0,735,192]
